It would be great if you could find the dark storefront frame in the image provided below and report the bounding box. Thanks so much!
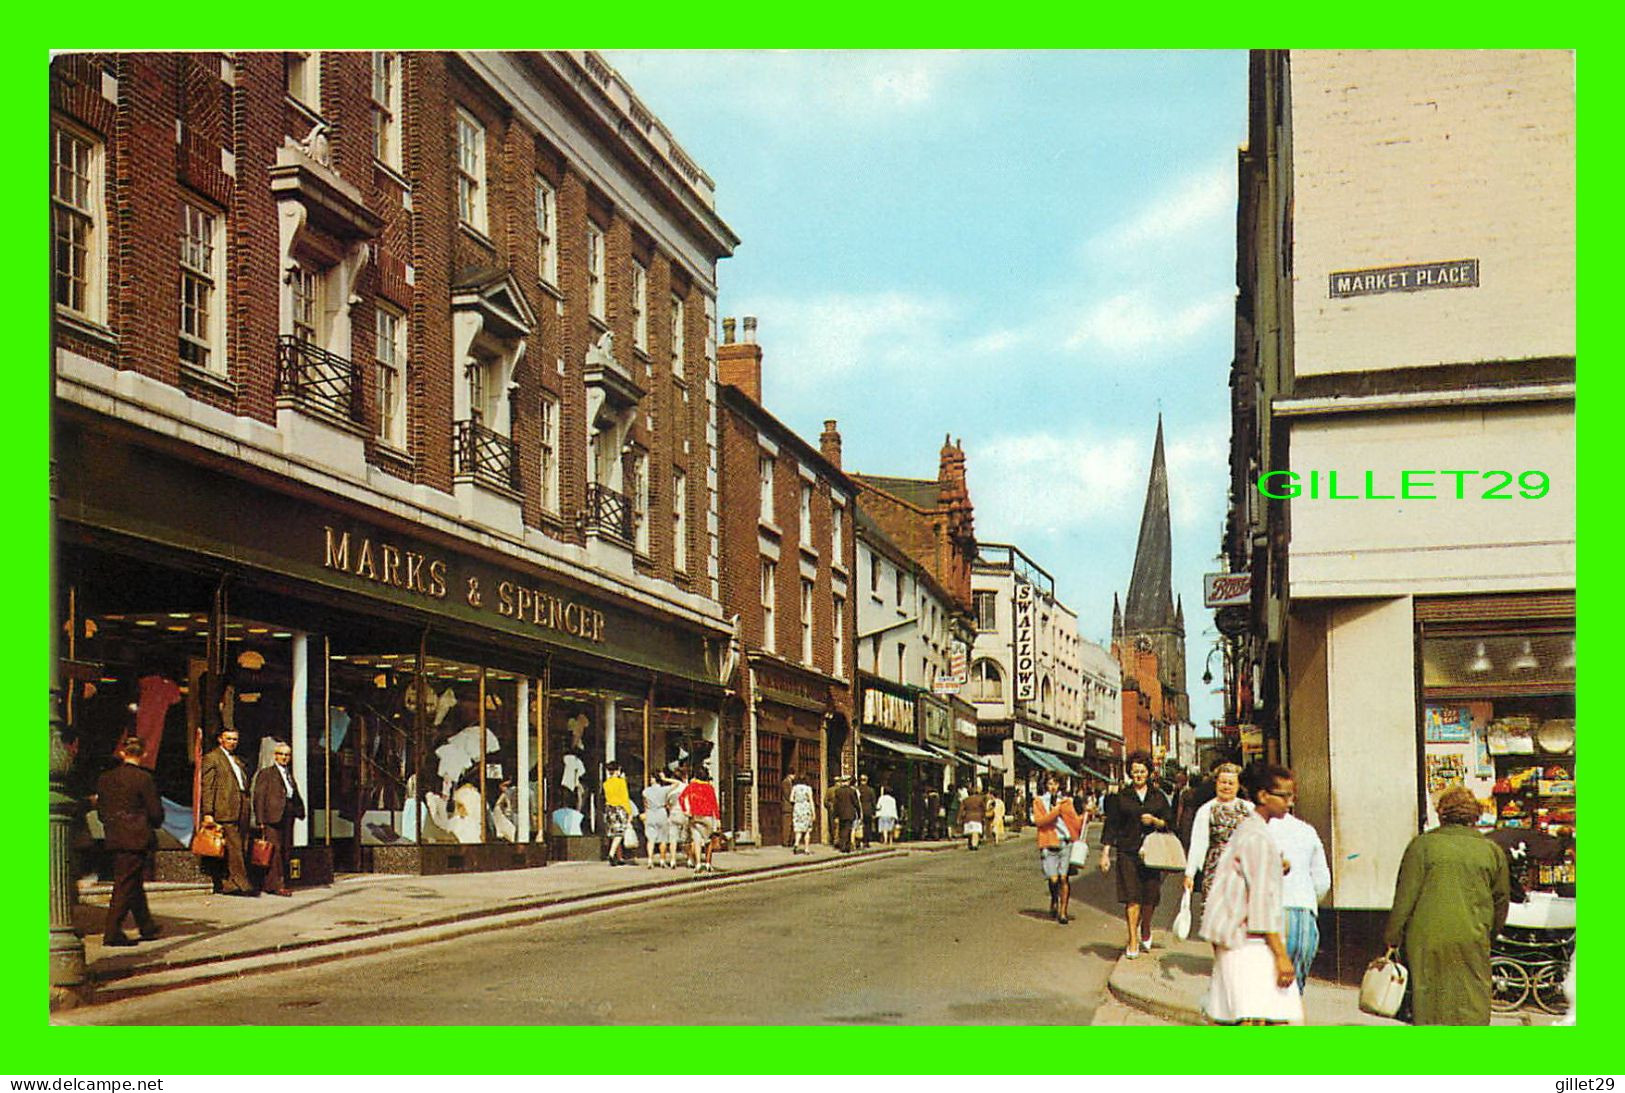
[57,415,728,876]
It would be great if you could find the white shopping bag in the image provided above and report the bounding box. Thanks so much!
[1172,887,1193,940]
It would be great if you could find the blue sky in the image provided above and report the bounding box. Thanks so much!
[608,50,1248,732]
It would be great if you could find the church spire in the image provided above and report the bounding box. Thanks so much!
[1112,593,1123,639]
[1123,415,1176,632]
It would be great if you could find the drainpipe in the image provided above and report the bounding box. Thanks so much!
[746,665,760,840]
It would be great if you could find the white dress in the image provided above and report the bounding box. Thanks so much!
[791,783,815,834]
[1199,813,1305,1024]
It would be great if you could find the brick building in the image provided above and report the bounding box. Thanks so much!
[1109,638,1163,761]
[850,438,977,616]
[714,318,857,846]
[52,50,738,878]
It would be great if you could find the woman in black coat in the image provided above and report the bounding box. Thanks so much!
[1098,751,1175,960]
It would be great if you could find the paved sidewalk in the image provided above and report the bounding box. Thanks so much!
[1106,933,1561,1027]
[70,838,956,1005]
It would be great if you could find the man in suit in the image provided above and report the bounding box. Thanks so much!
[857,774,877,849]
[200,728,255,895]
[250,739,305,896]
[780,771,796,849]
[95,737,165,946]
[832,777,861,853]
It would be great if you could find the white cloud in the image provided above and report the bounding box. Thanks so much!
[968,327,1030,355]
[1164,424,1232,530]
[973,421,1231,543]
[1090,159,1234,255]
[606,50,966,130]
[730,289,953,393]
[1063,290,1230,354]
[974,432,1143,539]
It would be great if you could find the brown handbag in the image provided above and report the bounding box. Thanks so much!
[249,837,274,868]
[191,820,226,858]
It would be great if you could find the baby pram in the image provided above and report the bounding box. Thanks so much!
[1490,893,1575,1015]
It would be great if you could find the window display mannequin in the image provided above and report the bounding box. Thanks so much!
[561,750,587,810]
[566,712,590,751]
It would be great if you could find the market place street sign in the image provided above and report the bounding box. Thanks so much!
[1328,259,1479,298]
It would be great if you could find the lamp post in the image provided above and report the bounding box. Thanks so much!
[48,455,87,1009]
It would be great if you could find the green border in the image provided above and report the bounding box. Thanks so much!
[13,30,1615,1075]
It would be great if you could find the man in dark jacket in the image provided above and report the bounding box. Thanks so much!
[95,738,164,946]
[780,771,797,848]
[832,777,861,852]
[250,740,305,896]
[857,774,878,849]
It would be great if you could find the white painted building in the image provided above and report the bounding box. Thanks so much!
[1230,50,1574,977]
[853,509,978,799]
[969,543,1093,789]
[1077,635,1124,782]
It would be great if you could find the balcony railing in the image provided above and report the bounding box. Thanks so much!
[453,418,520,494]
[276,335,362,423]
[585,482,634,544]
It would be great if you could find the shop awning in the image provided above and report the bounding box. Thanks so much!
[1048,754,1085,776]
[1016,745,1073,774]
[1079,765,1112,782]
[862,735,944,761]
[925,744,993,769]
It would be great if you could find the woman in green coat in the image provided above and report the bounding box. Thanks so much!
[1383,785,1511,1024]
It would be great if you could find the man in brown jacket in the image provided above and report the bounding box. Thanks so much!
[250,740,304,896]
[780,771,796,848]
[960,785,987,851]
[831,777,861,852]
[200,728,255,895]
[95,738,165,945]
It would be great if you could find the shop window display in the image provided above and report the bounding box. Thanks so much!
[417,656,520,845]
[547,685,600,838]
[323,650,420,855]
[321,650,531,853]
[64,605,212,852]
[615,697,649,796]
[62,562,317,866]
[1420,629,1575,897]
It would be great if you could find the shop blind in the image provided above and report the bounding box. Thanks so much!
[1414,592,1574,624]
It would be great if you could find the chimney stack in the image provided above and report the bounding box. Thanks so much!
[819,419,842,469]
[717,315,763,403]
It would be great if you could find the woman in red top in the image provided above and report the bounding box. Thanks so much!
[1031,773,1084,924]
[680,771,722,874]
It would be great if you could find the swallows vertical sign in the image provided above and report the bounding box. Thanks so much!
[1014,578,1036,704]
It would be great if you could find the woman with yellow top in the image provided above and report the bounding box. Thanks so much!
[603,761,634,866]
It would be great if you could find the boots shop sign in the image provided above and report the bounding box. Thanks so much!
[1014,578,1036,703]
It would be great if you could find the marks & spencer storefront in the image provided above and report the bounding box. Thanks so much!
[57,417,728,880]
